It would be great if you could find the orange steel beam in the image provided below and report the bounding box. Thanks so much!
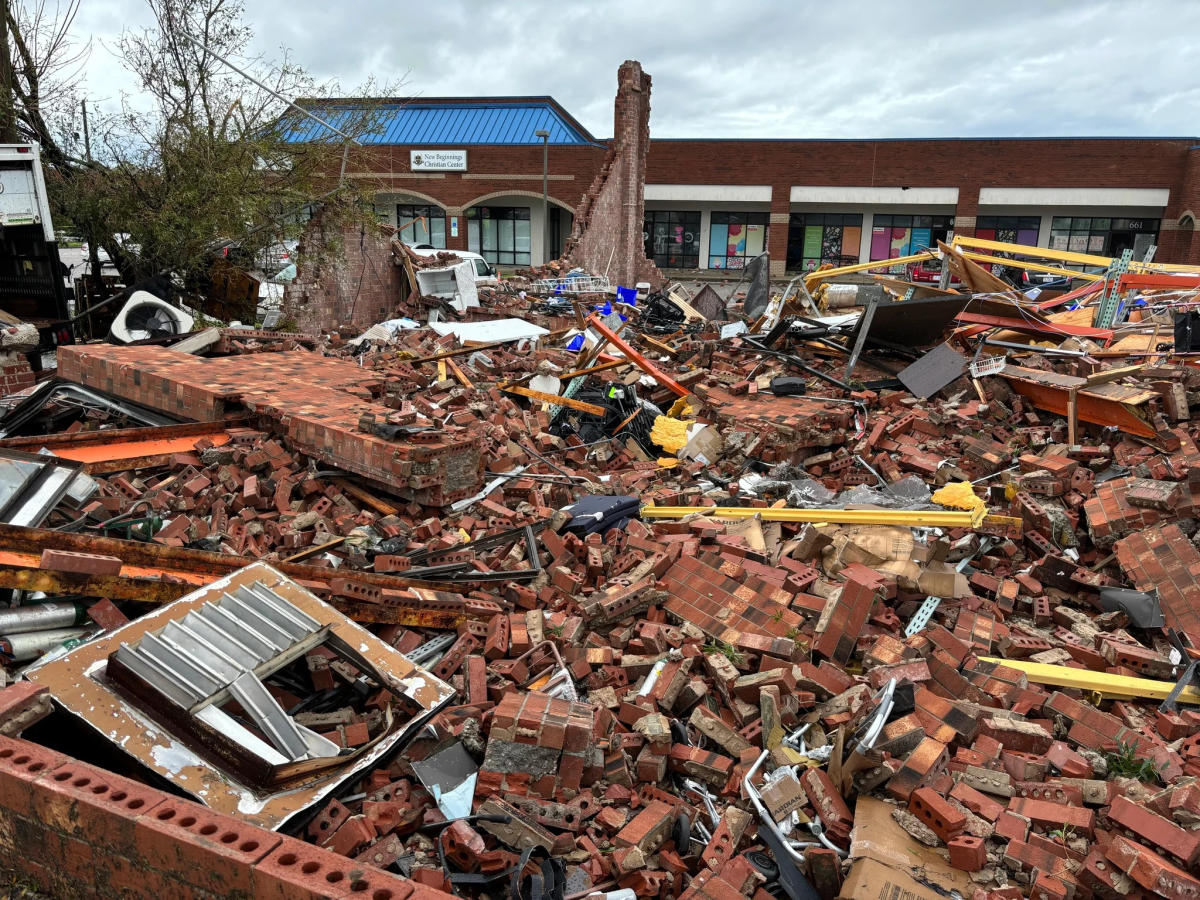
[1034,280,1103,312]
[953,311,1113,343]
[0,421,238,474]
[586,314,690,397]
[1116,273,1200,292]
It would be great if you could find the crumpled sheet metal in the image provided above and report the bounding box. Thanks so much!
[25,561,455,831]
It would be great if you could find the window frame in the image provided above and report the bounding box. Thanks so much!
[868,214,954,269]
[643,209,701,269]
[1049,216,1160,261]
[786,212,864,272]
[396,203,447,249]
[709,211,770,270]
[466,206,533,266]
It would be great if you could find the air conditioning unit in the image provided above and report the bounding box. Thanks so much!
[108,291,195,344]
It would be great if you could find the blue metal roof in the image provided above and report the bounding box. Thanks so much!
[283,100,595,146]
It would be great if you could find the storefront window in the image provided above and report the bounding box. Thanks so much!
[869,215,954,269]
[1049,217,1159,261]
[787,213,862,272]
[976,216,1040,247]
[396,204,446,248]
[466,207,531,266]
[644,210,700,268]
[709,212,768,269]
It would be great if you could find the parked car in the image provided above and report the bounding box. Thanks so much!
[79,241,111,264]
[1015,268,1075,290]
[907,258,962,288]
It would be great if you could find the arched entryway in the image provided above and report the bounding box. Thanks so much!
[463,191,575,267]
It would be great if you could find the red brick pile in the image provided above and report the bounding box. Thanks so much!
[9,308,1200,900]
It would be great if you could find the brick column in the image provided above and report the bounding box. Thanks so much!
[444,207,466,252]
[954,186,979,240]
[768,213,789,277]
[768,184,790,277]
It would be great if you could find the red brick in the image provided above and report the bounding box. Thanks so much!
[909,787,966,843]
[39,549,122,576]
[1008,796,1095,838]
[1105,834,1200,900]
[948,834,986,871]
[1108,794,1200,868]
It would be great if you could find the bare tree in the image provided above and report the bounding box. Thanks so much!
[6,0,88,166]
[5,0,396,294]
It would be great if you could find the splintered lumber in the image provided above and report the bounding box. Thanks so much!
[501,384,607,416]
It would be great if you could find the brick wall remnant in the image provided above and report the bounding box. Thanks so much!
[284,208,405,335]
[561,61,664,290]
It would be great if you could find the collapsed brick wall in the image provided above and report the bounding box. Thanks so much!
[561,61,664,289]
[0,351,34,396]
[284,210,404,334]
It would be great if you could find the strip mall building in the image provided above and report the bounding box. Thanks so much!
[306,92,1200,278]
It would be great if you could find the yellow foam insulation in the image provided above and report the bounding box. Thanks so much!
[932,481,985,513]
[651,415,690,454]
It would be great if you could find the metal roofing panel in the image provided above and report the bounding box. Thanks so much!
[282,101,593,146]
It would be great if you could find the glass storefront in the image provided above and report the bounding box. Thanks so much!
[709,212,768,269]
[976,215,1040,246]
[869,215,954,266]
[786,213,863,272]
[467,207,531,266]
[643,210,701,269]
[1049,216,1159,260]
[396,204,446,248]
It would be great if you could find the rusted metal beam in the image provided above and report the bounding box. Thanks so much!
[0,565,196,603]
[326,599,471,630]
[0,523,485,611]
[953,311,1114,342]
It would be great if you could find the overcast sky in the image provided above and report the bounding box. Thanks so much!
[73,0,1200,140]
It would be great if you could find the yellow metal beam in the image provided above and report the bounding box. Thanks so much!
[804,251,937,289]
[980,657,1200,704]
[953,235,1114,269]
[952,235,1200,275]
[639,505,1018,529]
[956,250,1104,283]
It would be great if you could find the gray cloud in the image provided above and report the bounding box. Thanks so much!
[72,0,1200,139]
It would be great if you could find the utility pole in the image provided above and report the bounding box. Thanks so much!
[81,99,103,321]
[0,0,16,143]
[535,129,550,265]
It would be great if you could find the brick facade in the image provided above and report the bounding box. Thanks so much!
[335,79,1200,269]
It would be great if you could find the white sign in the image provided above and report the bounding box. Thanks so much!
[410,149,467,172]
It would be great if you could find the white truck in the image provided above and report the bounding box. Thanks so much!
[0,143,71,350]
[407,244,499,286]
[403,244,499,316]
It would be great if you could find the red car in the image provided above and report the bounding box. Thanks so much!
[907,259,962,287]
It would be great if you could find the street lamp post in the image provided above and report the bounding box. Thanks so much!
[535,129,550,265]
